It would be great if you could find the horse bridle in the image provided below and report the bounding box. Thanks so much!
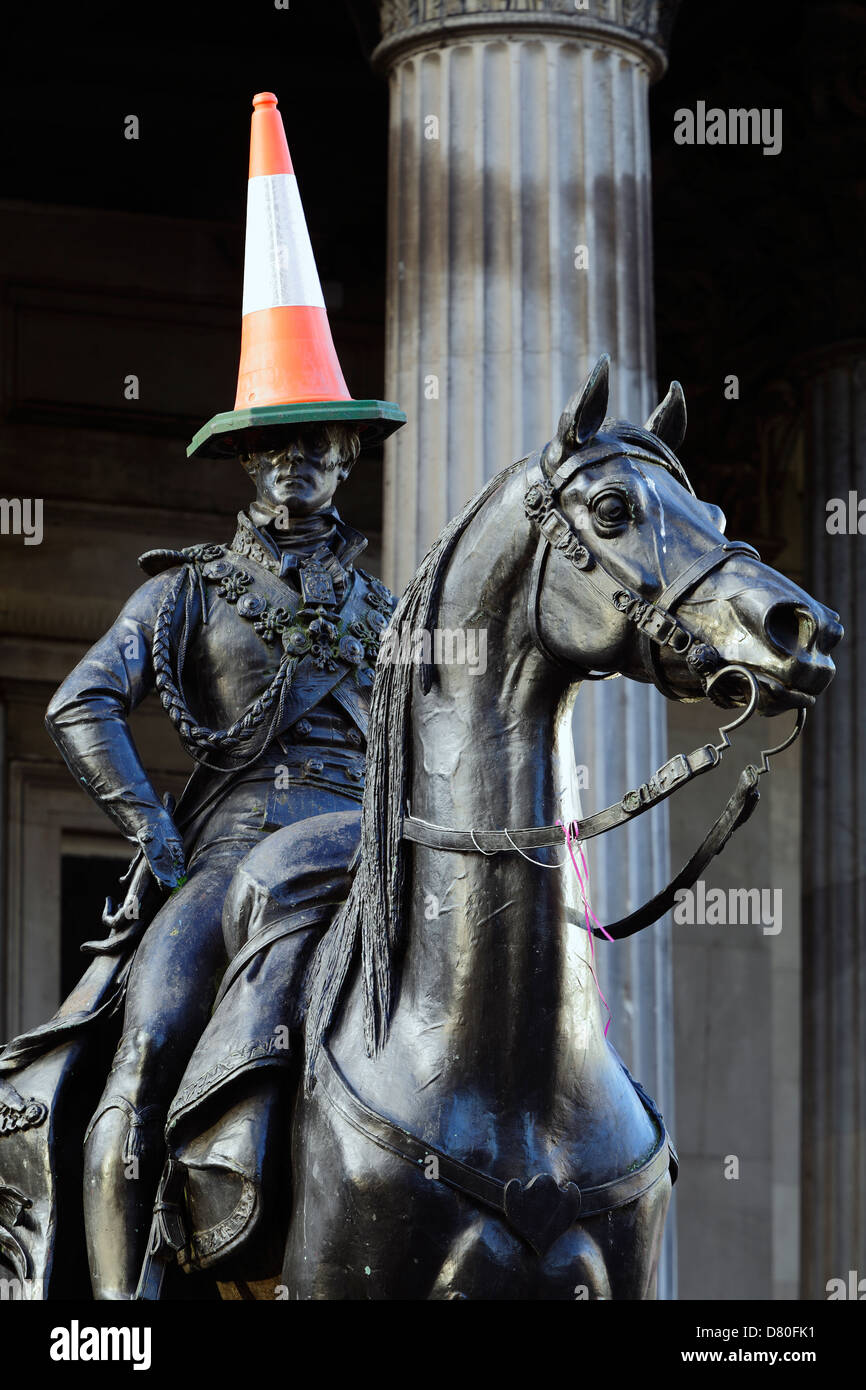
[401,441,807,940]
[523,441,759,695]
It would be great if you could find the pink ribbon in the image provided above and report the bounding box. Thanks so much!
[557,818,614,1037]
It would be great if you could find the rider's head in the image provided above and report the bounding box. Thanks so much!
[241,424,360,517]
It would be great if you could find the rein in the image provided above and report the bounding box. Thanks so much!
[404,671,805,939]
[400,442,808,940]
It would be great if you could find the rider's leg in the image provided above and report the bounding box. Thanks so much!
[168,809,362,1276]
[220,807,362,1027]
[83,852,239,1300]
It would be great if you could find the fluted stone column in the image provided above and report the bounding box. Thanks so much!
[802,350,866,1299]
[375,0,682,1296]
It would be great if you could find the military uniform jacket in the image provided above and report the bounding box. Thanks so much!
[44,509,398,847]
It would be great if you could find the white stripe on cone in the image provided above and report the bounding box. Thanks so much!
[241,173,326,317]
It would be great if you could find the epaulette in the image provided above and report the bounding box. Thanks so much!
[138,544,227,577]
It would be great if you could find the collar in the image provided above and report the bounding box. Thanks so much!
[248,501,338,547]
[232,509,368,575]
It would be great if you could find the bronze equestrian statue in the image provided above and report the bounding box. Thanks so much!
[0,355,842,1301]
[0,93,842,1301]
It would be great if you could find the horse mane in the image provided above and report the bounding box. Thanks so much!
[305,455,527,1081]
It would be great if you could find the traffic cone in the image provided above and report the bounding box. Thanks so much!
[188,91,405,460]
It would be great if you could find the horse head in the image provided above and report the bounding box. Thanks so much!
[528,354,842,714]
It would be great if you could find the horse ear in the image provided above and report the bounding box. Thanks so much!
[557,354,611,451]
[646,381,687,452]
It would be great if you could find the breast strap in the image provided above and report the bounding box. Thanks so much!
[316,1044,677,1257]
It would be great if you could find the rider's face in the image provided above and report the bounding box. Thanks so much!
[248,428,352,517]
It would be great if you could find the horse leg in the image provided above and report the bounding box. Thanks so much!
[282,1092,487,1300]
[538,1173,672,1300]
[426,1218,533,1300]
[425,1214,618,1301]
[601,1172,672,1300]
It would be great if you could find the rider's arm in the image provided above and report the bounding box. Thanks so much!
[44,568,186,888]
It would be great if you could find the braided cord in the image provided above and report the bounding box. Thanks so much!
[151,565,297,773]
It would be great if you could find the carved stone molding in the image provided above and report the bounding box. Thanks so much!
[376,0,682,78]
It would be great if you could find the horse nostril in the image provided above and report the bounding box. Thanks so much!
[818,615,844,654]
[764,603,817,656]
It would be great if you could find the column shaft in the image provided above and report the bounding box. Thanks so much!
[377,1,678,1296]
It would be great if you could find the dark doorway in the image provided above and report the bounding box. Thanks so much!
[60,854,132,999]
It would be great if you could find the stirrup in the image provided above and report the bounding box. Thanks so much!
[135,1158,189,1301]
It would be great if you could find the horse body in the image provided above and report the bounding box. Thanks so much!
[277,360,841,1300]
[287,468,662,1298]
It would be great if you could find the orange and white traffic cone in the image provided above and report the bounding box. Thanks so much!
[188,91,404,460]
[234,91,349,412]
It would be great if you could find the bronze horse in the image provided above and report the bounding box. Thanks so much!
[274,356,840,1300]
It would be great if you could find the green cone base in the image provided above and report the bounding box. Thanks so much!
[187,400,407,460]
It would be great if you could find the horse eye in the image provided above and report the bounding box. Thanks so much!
[594,493,629,525]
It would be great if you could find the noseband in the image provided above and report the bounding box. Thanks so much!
[523,442,760,695]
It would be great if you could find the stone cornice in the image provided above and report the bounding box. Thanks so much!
[374,1,681,79]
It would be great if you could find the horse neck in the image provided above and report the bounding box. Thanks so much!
[390,470,609,1086]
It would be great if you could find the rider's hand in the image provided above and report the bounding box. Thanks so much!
[135,810,186,890]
